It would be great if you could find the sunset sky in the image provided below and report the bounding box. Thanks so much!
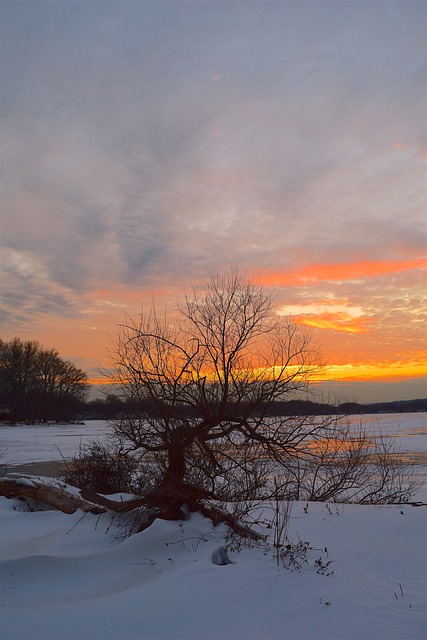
[1,0,426,403]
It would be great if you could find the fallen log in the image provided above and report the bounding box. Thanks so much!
[0,477,106,515]
[80,487,148,513]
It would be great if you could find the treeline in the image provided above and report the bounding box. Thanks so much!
[262,398,427,416]
[79,395,427,421]
[0,338,89,423]
[338,398,427,414]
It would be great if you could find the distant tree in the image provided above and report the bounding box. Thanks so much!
[35,347,64,422]
[51,359,88,422]
[0,338,40,422]
[0,338,89,423]
[83,394,129,420]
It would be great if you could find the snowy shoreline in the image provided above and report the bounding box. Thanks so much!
[0,413,426,640]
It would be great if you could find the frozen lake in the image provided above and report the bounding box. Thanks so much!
[1,413,426,499]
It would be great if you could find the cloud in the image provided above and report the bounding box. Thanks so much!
[1,248,83,324]
[260,258,426,287]
[1,0,425,389]
[297,314,372,334]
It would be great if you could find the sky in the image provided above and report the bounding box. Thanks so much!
[1,0,426,403]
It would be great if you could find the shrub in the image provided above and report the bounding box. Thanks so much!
[62,441,139,495]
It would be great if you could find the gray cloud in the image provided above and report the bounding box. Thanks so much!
[1,0,425,326]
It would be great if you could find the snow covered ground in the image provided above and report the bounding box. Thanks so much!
[1,414,426,640]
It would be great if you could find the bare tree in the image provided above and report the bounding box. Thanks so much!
[0,338,89,423]
[52,360,88,422]
[109,270,345,517]
[0,338,40,422]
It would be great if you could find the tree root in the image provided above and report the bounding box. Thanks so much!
[80,487,148,513]
[197,502,264,541]
[1,477,263,541]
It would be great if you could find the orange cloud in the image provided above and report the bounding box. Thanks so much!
[298,313,372,333]
[316,359,427,382]
[259,257,425,287]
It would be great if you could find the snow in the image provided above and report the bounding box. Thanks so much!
[1,415,426,640]
[0,477,37,488]
[0,421,114,466]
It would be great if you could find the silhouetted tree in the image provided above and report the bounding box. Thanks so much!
[0,338,89,423]
[0,338,40,422]
[109,270,346,516]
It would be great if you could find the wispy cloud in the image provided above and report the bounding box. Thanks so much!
[260,258,426,287]
[1,0,425,399]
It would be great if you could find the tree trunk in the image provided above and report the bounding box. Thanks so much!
[155,445,189,516]
[163,445,186,494]
[158,443,213,516]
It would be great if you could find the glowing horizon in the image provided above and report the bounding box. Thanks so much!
[85,357,426,389]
